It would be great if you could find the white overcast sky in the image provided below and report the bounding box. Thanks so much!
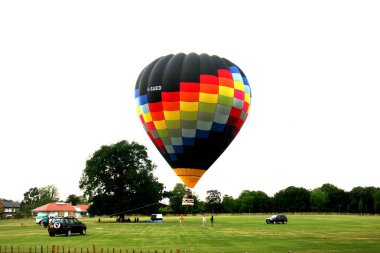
[1,1,379,202]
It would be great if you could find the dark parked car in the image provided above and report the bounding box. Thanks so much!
[266,214,288,224]
[48,217,87,236]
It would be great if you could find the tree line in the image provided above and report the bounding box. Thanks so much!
[163,183,380,214]
[3,140,379,219]
[5,181,379,219]
[0,185,86,218]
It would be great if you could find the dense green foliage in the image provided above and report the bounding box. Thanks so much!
[205,190,222,213]
[160,183,380,215]
[9,182,380,217]
[156,183,380,215]
[19,185,60,216]
[65,194,86,206]
[1,215,380,252]
[211,184,380,214]
[79,140,165,219]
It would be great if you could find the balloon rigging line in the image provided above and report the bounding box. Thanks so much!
[110,202,160,217]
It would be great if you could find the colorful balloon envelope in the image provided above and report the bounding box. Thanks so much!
[135,53,251,188]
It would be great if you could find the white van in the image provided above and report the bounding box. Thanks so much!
[150,214,163,222]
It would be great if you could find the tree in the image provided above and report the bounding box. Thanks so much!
[222,195,237,213]
[363,187,376,214]
[348,186,364,213]
[351,186,376,214]
[23,187,40,205]
[373,188,380,213]
[79,140,164,220]
[205,190,222,213]
[195,199,205,214]
[237,190,255,213]
[273,186,310,212]
[252,191,271,212]
[310,188,328,212]
[20,187,41,214]
[168,183,200,214]
[319,183,346,212]
[66,194,83,206]
[237,190,271,213]
[169,183,186,214]
[39,185,59,205]
[0,199,4,214]
[20,185,59,215]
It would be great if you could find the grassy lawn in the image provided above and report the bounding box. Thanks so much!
[1,214,380,253]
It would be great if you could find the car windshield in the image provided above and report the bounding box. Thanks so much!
[271,215,277,219]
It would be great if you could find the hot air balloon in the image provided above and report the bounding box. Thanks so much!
[135,53,251,191]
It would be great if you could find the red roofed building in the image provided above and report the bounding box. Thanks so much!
[32,202,89,218]
[75,204,89,217]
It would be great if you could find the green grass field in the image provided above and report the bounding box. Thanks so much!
[1,214,380,253]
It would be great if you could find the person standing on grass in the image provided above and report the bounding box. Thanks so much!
[210,215,214,227]
[43,215,49,228]
[179,214,184,225]
[202,214,206,226]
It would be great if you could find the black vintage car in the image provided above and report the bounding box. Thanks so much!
[48,217,87,236]
[266,214,288,224]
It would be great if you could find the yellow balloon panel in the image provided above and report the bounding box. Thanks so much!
[173,168,206,188]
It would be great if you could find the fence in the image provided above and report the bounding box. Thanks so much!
[0,246,219,253]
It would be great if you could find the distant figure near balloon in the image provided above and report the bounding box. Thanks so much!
[135,53,251,189]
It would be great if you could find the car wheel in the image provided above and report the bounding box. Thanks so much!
[266,220,270,224]
[49,232,55,237]
[66,230,72,236]
[284,221,287,224]
[81,229,86,235]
